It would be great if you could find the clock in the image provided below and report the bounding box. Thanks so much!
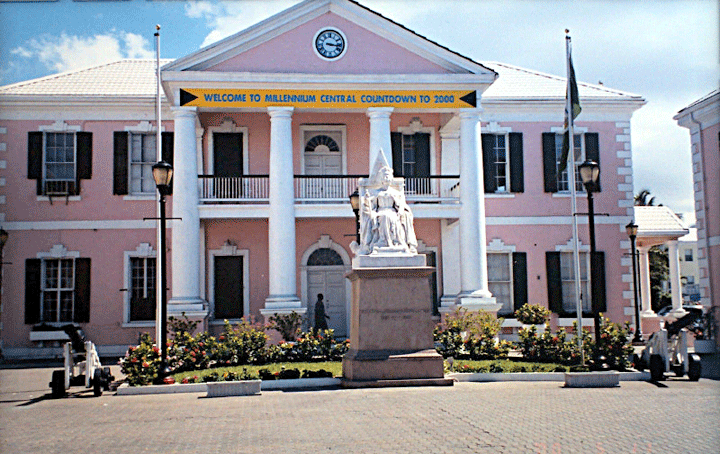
[314,28,346,60]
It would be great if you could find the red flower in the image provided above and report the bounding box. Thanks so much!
[153,347,159,354]
[219,335,225,341]
[131,357,138,363]
[142,361,150,368]
[181,378,189,384]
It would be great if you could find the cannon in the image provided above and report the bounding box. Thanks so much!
[49,325,115,397]
[639,311,702,382]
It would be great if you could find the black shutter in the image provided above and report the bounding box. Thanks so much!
[113,132,129,195]
[481,133,496,193]
[415,133,431,177]
[542,133,558,193]
[512,252,528,312]
[75,132,92,196]
[28,132,43,195]
[214,256,243,319]
[509,132,524,193]
[546,251,563,313]
[591,251,607,314]
[585,133,600,192]
[25,259,41,324]
[162,132,174,195]
[74,258,91,323]
[390,132,403,176]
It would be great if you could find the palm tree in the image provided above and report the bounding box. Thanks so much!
[634,189,669,310]
[634,189,662,206]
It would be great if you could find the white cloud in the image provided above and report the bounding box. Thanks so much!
[10,31,154,73]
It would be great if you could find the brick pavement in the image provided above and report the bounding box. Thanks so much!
[1,366,718,454]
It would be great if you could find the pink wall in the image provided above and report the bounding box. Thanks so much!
[209,14,451,75]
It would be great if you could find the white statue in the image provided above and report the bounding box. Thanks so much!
[352,151,418,256]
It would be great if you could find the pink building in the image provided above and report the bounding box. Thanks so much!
[0,0,646,359]
[675,90,720,346]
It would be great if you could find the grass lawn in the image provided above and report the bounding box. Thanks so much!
[172,361,343,382]
[170,358,570,382]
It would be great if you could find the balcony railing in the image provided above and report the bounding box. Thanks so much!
[198,175,460,204]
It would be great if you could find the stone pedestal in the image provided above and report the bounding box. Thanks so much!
[342,266,451,387]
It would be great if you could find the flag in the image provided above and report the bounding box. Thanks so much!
[559,52,581,172]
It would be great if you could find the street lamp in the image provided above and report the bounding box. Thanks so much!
[579,160,601,344]
[152,161,173,381]
[626,221,643,343]
[0,228,8,331]
[349,189,360,244]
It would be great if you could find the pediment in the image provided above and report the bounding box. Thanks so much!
[163,0,495,78]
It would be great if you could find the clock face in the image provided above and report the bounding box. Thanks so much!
[314,29,346,60]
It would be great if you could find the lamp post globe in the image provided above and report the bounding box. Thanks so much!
[349,189,360,244]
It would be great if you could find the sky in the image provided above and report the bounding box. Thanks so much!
[0,0,717,223]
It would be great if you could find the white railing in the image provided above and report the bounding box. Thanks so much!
[199,175,460,204]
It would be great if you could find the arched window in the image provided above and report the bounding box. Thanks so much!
[307,248,344,266]
[305,134,340,153]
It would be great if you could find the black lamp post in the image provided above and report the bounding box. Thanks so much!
[0,228,8,329]
[626,221,643,343]
[579,160,601,344]
[349,189,360,244]
[152,160,173,380]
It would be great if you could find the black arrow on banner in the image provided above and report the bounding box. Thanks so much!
[460,91,477,108]
[180,89,198,106]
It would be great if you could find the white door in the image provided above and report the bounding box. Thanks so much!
[307,266,347,337]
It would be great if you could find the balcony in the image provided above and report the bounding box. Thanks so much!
[198,175,460,204]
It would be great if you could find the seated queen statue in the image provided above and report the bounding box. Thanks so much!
[352,151,418,256]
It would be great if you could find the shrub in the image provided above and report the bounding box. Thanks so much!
[434,308,509,360]
[267,312,303,342]
[119,333,161,386]
[590,317,634,371]
[517,324,587,365]
[514,303,550,325]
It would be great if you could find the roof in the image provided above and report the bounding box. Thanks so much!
[0,58,642,103]
[482,62,643,102]
[0,59,173,98]
[634,206,689,238]
[676,89,720,116]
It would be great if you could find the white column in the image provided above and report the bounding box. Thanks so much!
[667,240,686,317]
[169,107,206,315]
[439,129,461,312]
[262,107,303,316]
[456,110,498,312]
[637,246,655,316]
[367,107,393,172]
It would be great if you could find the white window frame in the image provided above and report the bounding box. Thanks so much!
[484,122,513,194]
[550,126,588,195]
[208,242,250,324]
[123,121,165,201]
[555,240,592,314]
[299,125,347,175]
[487,238,516,316]
[123,243,157,326]
[396,119,436,176]
[37,244,80,324]
[37,121,81,201]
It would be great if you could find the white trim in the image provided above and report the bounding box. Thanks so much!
[299,124,347,175]
[39,120,81,132]
[123,243,157,325]
[37,244,80,259]
[208,242,250,322]
[36,196,81,203]
[3,220,157,230]
[208,119,249,176]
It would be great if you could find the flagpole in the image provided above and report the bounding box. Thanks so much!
[155,25,163,347]
[566,30,585,362]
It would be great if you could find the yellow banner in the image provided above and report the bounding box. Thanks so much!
[179,88,476,109]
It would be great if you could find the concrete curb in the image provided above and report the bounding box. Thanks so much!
[116,371,651,395]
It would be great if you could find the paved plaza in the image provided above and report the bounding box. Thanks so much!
[0,365,718,454]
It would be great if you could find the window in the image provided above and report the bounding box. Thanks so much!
[28,130,92,196]
[684,249,693,262]
[488,253,513,315]
[129,257,156,322]
[25,254,90,324]
[113,131,173,196]
[129,133,157,194]
[546,250,605,315]
[42,258,75,322]
[210,243,250,322]
[542,132,600,193]
[391,132,430,194]
[482,132,524,193]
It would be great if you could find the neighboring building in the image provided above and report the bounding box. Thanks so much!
[679,228,701,303]
[0,0,646,358]
[675,89,719,346]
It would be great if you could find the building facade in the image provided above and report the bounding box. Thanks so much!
[675,90,720,346]
[0,0,646,358]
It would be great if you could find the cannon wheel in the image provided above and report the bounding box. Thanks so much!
[650,354,665,381]
[50,370,65,398]
[93,369,103,397]
[688,354,702,381]
[102,367,112,391]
